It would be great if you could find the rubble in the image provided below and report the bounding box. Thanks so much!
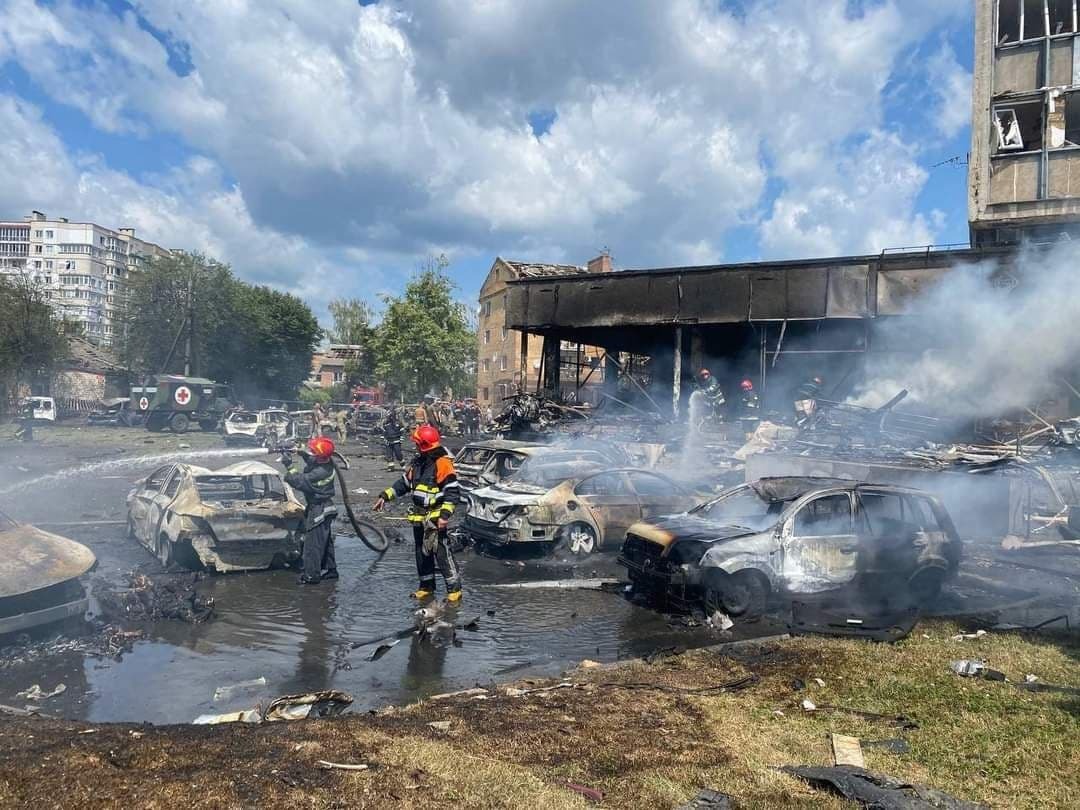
[780,765,987,809]
[93,572,214,624]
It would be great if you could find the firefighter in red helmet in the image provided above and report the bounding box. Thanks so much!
[738,378,761,433]
[281,435,339,585]
[694,368,726,423]
[374,424,463,601]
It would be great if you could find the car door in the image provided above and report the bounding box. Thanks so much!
[130,465,173,542]
[146,467,185,544]
[626,471,693,520]
[856,490,937,578]
[780,492,858,591]
[573,472,641,547]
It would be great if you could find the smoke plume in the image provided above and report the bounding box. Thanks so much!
[848,241,1080,419]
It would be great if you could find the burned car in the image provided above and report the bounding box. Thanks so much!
[461,441,630,491]
[619,477,961,618]
[454,440,544,489]
[126,461,305,573]
[222,408,291,446]
[465,464,698,555]
[1,510,96,637]
[87,398,144,427]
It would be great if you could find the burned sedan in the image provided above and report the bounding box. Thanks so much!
[126,461,305,572]
[619,477,961,618]
[465,463,698,556]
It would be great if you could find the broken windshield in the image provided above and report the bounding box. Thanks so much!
[505,460,604,489]
[228,412,258,424]
[691,486,786,531]
[195,475,287,502]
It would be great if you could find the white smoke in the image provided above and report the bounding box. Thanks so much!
[848,240,1080,418]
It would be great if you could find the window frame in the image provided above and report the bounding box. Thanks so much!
[790,492,855,538]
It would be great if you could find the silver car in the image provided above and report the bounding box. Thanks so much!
[619,477,961,618]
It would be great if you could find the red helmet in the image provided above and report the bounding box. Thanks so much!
[306,436,335,461]
[411,424,441,452]
[696,368,712,382]
[740,378,754,392]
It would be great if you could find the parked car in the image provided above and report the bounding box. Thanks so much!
[454,440,545,489]
[222,409,291,446]
[461,441,630,491]
[0,509,96,637]
[619,476,962,618]
[87,398,145,427]
[126,461,305,573]
[465,465,698,556]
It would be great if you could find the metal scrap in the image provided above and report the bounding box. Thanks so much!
[781,765,987,809]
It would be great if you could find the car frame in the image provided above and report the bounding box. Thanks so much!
[87,398,145,427]
[465,466,699,556]
[126,461,305,573]
[454,439,545,489]
[222,408,292,445]
[619,476,962,618]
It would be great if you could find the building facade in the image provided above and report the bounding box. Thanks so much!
[0,211,169,345]
[969,0,1080,245]
[308,344,363,389]
[475,255,611,410]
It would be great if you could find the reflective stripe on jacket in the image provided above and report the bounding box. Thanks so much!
[381,446,459,523]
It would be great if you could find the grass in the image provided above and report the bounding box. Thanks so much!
[0,620,1076,808]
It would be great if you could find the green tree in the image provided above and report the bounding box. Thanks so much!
[371,257,477,400]
[118,252,322,401]
[0,272,69,412]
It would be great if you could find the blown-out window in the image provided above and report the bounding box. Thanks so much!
[994,102,1043,152]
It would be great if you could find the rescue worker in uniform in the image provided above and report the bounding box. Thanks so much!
[794,375,824,428]
[382,409,404,468]
[695,368,727,423]
[738,378,761,433]
[373,425,462,602]
[282,436,339,585]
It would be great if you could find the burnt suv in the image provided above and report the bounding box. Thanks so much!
[619,477,961,618]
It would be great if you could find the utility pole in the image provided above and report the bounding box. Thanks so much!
[183,267,193,376]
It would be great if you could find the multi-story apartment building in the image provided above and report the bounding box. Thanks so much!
[969,0,1080,245]
[0,211,169,345]
[475,255,611,411]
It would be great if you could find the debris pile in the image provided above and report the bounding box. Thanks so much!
[93,572,214,624]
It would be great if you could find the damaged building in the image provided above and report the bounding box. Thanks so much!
[970,0,1080,245]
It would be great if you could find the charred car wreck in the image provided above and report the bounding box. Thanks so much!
[619,477,961,619]
[126,461,305,573]
[466,465,698,555]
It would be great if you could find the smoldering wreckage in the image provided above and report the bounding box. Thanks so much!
[2,251,1080,808]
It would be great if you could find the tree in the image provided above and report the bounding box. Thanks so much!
[118,253,322,401]
[326,297,375,384]
[371,257,477,401]
[0,272,69,412]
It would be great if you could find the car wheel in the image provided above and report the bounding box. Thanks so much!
[170,413,190,434]
[559,522,599,556]
[908,568,944,604]
[704,571,768,618]
[156,533,174,569]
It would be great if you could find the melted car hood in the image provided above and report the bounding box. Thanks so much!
[643,513,761,544]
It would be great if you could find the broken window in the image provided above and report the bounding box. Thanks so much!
[999,0,1021,43]
[1049,0,1075,33]
[1024,0,1046,38]
[1064,91,1080,144]
[792,495,853,538]
[994,101,1043,152]
[1049,91,1067,146]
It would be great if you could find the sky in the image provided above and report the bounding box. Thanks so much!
[0,0,975,326]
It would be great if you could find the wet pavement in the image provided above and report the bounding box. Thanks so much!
[0,427,727,724]
[1,425,1076,725]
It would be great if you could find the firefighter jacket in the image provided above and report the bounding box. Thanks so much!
[285,457,338,529]
[381,446,460,525]
[795,379,821,401]
[383,417,404,445]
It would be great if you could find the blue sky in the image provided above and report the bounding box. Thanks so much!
[0,0,974,324]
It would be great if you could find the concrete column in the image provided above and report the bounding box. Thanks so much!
[673,327,683,419]
[603,351,620,399]
[690,329,704,375]
[541,336,561,398]
[518,331,529,392]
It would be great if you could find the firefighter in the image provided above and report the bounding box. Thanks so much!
[738,378,761,432]
[334,408,349,441]
[373,425,462,601]
[695,368,726,422]
[382,409,404,468]
[282,436,339,585]
[794,375,824,428]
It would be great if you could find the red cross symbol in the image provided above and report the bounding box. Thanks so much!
[174,386,191,405]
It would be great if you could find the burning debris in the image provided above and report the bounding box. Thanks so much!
[93,572,214,624]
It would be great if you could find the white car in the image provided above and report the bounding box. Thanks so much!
[21,396,57,423]
[126,461,305,573]
[222,409,291,445]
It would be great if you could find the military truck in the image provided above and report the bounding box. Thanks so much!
[132,375,237,434]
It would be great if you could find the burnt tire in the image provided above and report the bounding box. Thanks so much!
[557,522,600,556]
[170,413,190,434]
[145,413,167,432]
[704,571,768,619]
[908,568,944,604]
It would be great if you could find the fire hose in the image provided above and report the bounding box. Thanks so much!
[274,444,389,553]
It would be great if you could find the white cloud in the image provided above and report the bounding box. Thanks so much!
[926,43,973,138]
[0,0,970,295]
